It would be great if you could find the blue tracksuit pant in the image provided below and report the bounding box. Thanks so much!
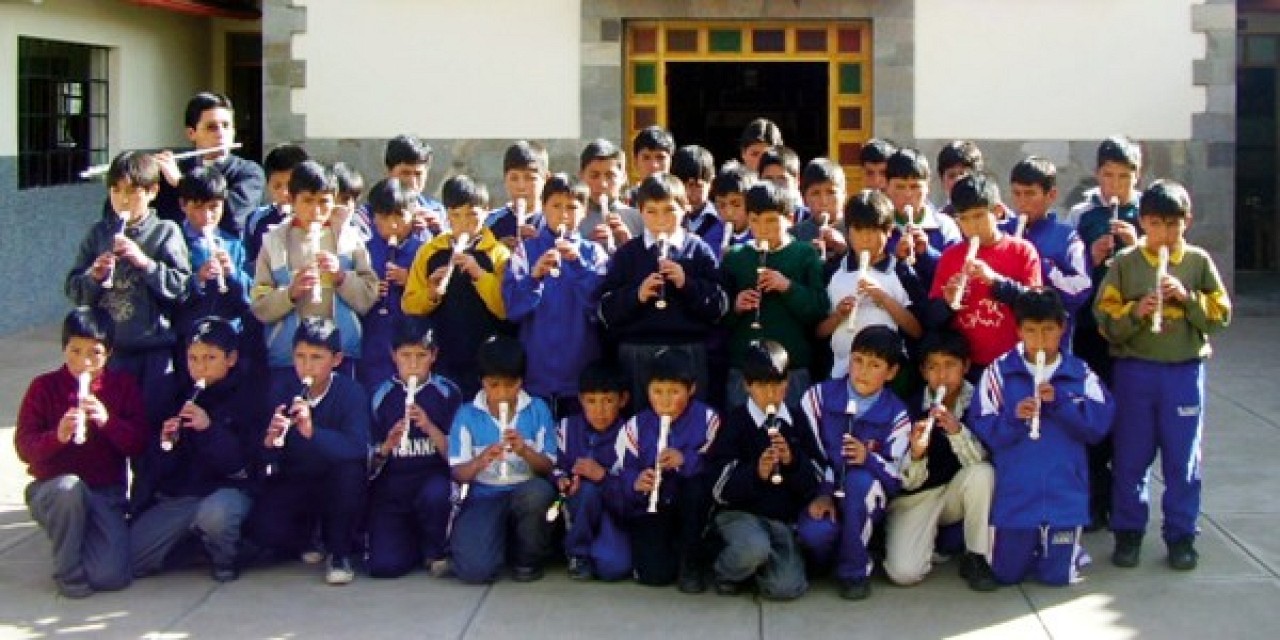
[247,461,367,560]
[449,478,556,584]
[991,525,1085,586]
[796,467,888,583]
[562,481,631,581]
[366,471,453,578]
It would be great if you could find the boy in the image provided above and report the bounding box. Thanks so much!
[794,158,850,264]
[631,125,676,188]
[885,148,962,291]
[578,139,644,252]
[173,167,251,353]
[1095,180,1231,571]
[971,288,1114,586]
[250,161,379,382]
[936,141,985,216]
[15,309,147,598]
[672,145,724,253]
[711,161,755,258]
[705,340,822,600]
[503,174,607,418]
[738,118,785,173]
[402,175,511,399]
[245,144,310,268]
[797,326,911,600]
[385,134,447,237]
[366,323,463,578]
[884,331,996,591]
[721,182,828,409]
[614,348,721,591]
[596,174,728,405]
[447,336,557,583]
[553,362,632,581]
[129,318,264,583]
[758,147,809,223]
[248,318,370,585]
[67,150,192,416]
[487,141,550,248]
[925,174,1042,379]
[333,162,368,239]
[858,138,897,192]
[817,189,924,380]
[358,178,426,394]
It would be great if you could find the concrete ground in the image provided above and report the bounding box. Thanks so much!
[1,315,1278,639]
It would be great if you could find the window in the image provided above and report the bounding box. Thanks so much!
[18,37,109,189]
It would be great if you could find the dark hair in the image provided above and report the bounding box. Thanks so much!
[710,161,753,198]
[918,331,971,365]
[671,145,714,182]
[289,160,337,196]
[859,138,898,165]
[741,340,789,384]
[177,165,227,202]
[541,172,588,206]
[183,91,233,129]
[885,148,931,182]
[648,347,697,388]
[633,126,676,156]
[332,162,365,199]
[391,318,436,351]
[850,325,904,367]
[937,140,985,176]
[800,157,846,193]
[384,134,433,169]
[634,173,688,209]
[738,117,784,150]
[1139,179,1191,219]
[188,316,239,354]
[1096,135,1142,171]
[62,307,114,350]
[263,143,310,176]
[579,138,625,171]
[106,151,161,189]
[503,140,549,174]
[578,361,629,395]
[366,178,416,216]
[843,188,895,232]
[440,175,490,210]
[1010,156,1058,192]
[1013,287,1067,325]
[292,316,341,353]
[758,146,800,178]
[950,173,1001,214]
[744,181,793,218]
[477,335,525,379]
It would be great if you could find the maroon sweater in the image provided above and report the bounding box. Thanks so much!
[15,366,147,488]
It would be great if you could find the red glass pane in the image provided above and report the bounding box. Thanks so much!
[839,107,863,131]
[796,29,828,53]
[631,27,657,54]
[839,143,863,166]
[837,28,862,53]
[634,107,657,129]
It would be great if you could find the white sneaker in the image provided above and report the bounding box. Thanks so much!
[428,558,452,578]
[301,549,326,564]
[325,556,355,585]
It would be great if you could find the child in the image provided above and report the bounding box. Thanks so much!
[596,174,728,405]
[936,140,985,216]
[333,161,368,239]
[817,189,924,380]
[173,167,251,353]
[794,158,849,264]
[358,178,426,394]
[366,323,463,578]
[1094,180,1231,571]
[248,318,371,585]
[722,182,828,409]
[926,174,1042,379]
[553,362,632,581]
[245,143,310,268]
[885,148,962,291]
[578,139,644,252]
[631,125,676,189]
[487,141,550,248]
[503,174,607,418]
[758,146,809,223]
[67,150,192,416]
[614,348,721,591]
[858,138,897,192]
[447,336,557,583]
[884,331,996,591]
[129,318,264,583]
[402,175,511,399]
[250,161,379,382]
[971,288,1114,586]
[738,117,784,173]
[710,161,755,258]
[797,326,911,600]
[385,134,447,237]
[705,340,821,600]
[672,145,724,253]
[15,309,147,598]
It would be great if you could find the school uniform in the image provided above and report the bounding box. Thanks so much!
[888,203,962,292]
[357,232,425,394]
[685,202,725,258]
[578,198,644,250]
[486,204,546,245]
[153,153,265,236]
[553,414,631,580]
[824,252,927,379]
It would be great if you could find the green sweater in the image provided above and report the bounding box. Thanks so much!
[721,238,829,368]
[1093,241,1231,362]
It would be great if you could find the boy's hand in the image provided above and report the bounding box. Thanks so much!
[657,447,684,471]
[556,238,580,264]
[757,447,780,481]
[769,429,792,465]
[80,394,108,427]
[264,405,289,447]
[153,150,182,186]
[416,208,443,235]
[161,416,183,446]
[385,263,409,287]
[964,259,1000,286]
[198,259,225,285]
[407,404,436,436]
[757,268,791,293]
[571,458,606,483]
[1110,219,1137,247]
[315,251,342,275]
[91,253,117,282]
[427,265,450,290]
[518,224,540,241]
[935,404,961,435]
[808,495,836,521]
[908,420,930,460]
[1015,397,1039,421]
[1036,381,1055,404]
[289,398,313,439]
[1159,274,1189,304]
[634,468,656,493]
[590,224,612,247]
[557,475,578,496]
[178,403,211,431]
[478,442,506,467]
[835,295,857,318]
[501,428,527,455]
[658,258,686,289]
[734,288,761,313]
[58,409,81,444]
[859,278,889,306]
[638,272,664,303]
[605,213,631,246]
[941,272,967,308]
[1135,292,1160,319]
[841,434,867,466]
[454,253,484,280]
[1091,235,1115,267]
[113,236,153,270]
[384,419,410,454]
[289,267,320,301]
[533,250,560,279]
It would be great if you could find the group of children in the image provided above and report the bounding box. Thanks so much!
[15,92,1232,602]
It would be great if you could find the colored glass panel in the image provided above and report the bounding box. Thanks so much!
[839,63,862,94]
[633,63,657,95]
[839,143,863,166]
[839,107,862,131]
[631,27,657,54]
[752,29,785,53]
[666,29,698,53]
[634,106,657,129]
[837,28,862,53]
[709,29,742,53]
[796,29,828,53]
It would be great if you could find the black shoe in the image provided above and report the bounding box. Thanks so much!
[567,557,594,581]
[714,578,743,596]
[1112,531,1143,568]
[1085,507,1110,533]
[1167,539,1199,571]
[958,552,999,592]
[678,566,706,594]
[211,563,240,583]
[512,565,544,582]
[56,579,93,599]
[838,578,871,601]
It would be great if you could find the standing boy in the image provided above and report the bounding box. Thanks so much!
[173,167,251,356]
[672,145,724,254]
[858,138,897,192]
[578,139,644,252]
[487,141,550,248]
[384,134,447,237]
[357,178,425,394]
[884,148,962,291]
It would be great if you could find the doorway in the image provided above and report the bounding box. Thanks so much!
[226,32,263,163]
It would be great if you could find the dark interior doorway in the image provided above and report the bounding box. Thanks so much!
[665,61,829,168]
[226,32,263,163]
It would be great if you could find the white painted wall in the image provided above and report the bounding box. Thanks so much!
[0,0,211,156]
[915,0,1204,140]
[294,0,581,139]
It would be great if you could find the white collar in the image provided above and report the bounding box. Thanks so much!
[747,398,793,427]
[644,228,687,251]
[921,381,975,417]
[304,372,336,408]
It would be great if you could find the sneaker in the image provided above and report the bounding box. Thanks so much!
[837,578,871,601]
[428,558,453,578]
[567,557,594,581]
[211,563,240,583]
[1111,531,1143,568]
[56,579,94,599]
[325,556,355,585]
[512,565,544,582]
[678,566,706,594]
[958,552,999,592]
[301,549,326,565]
[1167,539,1199,571]
[714,579,743,596]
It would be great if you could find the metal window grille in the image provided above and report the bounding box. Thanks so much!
[17,37,109,189]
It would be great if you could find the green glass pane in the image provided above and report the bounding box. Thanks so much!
[709,29,742,53]
[634,63,657,95]
[839,63,862,95]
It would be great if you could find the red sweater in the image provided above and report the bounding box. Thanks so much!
[929,235,1042,366]
[15,366,148,489]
